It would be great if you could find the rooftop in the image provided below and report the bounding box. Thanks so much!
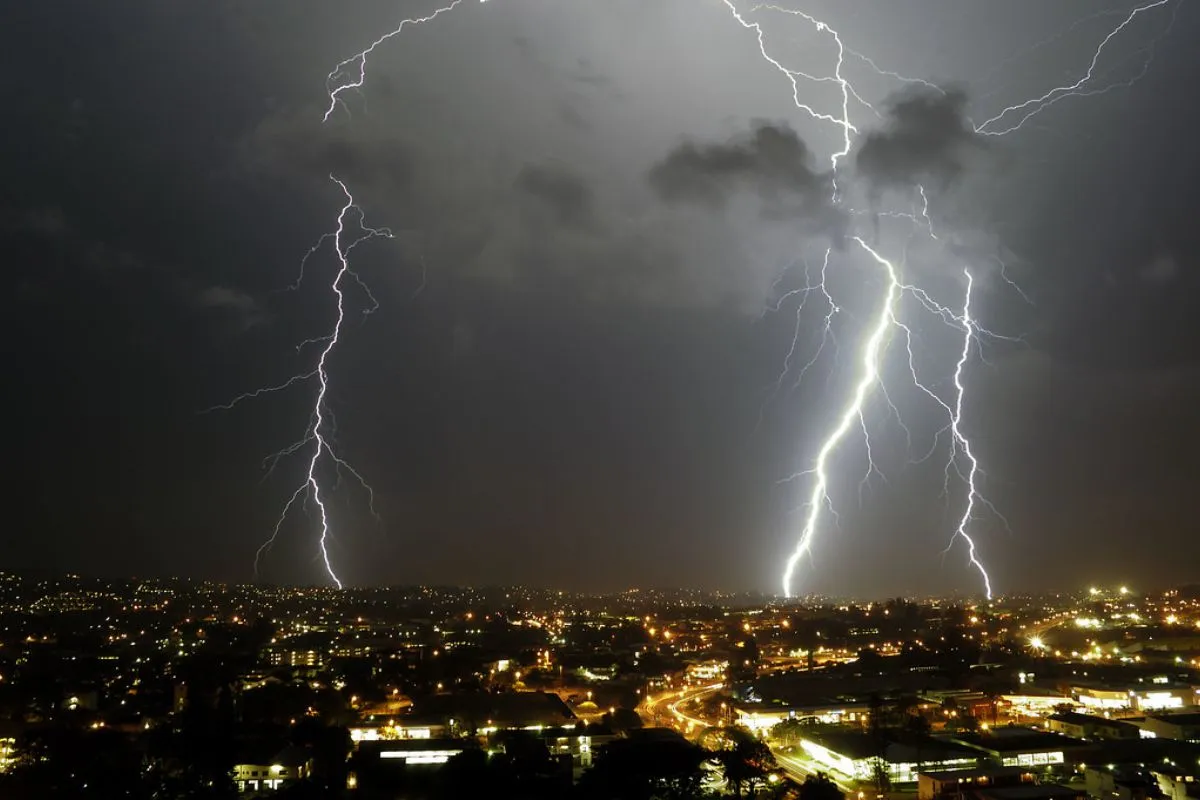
[972,784,1083,800]
[921,766,1035,781]
[950,729,1087,754]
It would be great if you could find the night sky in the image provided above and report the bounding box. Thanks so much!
[6,1,1199,596]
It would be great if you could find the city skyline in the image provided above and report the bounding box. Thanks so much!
[6,1,1200,595]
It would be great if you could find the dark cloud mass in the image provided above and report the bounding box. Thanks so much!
[650,121,840,230]
[854,87,986,197]
[514,162,596,229]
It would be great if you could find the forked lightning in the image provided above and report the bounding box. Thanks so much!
[218,0,1176,590]
[732,0,1177,598]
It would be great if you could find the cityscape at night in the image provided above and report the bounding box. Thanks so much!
[2,576,1200,797]
[5,0,1200,796]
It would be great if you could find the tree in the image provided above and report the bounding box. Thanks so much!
[904,713,933,776]
[770,718,805,748]
[947,713,979,734]
[799,773,844,800]
[869,756,891,795]
[717,729,777,798]
[606,707,645,733]
[577,736,709,800]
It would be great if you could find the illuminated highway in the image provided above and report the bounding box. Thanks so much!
[638,681,725,734]
[774,751,857,795]
[639,678,861,795]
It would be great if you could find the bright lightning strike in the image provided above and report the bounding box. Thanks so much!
[298,177,370,589]
[213,178,392,587]
[733,0,1177,599]
[944,270,992,599]
[217,2,483,586]
[780,237,900,596]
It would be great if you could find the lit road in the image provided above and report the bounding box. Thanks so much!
[639,681,724,735]
[774,750,858,795]
[640,678,863,795]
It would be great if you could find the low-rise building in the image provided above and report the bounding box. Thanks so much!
[1046,712,1139,741]
[1141,714,1200,743]
[733,700,873,732]
[948,727,1088,769]
[799,730,980,785]
[919,766,1037,800]
[356,738,469,767]
[1083,767,1163,800]
[1153,768,1200,800]
[231,746,310,794]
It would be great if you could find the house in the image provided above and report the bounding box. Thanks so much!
[232,745,310,793]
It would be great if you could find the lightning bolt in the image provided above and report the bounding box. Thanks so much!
[323,0,470,123]
[211,2,485,585]
[974,0,1179,136]
[290,177,375,589]
[944,270,992,599]
[730,0,1177,599]
[779,237,899,596]
[210,178,392,587]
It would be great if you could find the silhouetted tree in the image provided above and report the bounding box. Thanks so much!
[437,748,490,799]
[577,736,709,800]
[799,773,844,800]
[717,729,776,798]
[606,707,645,733]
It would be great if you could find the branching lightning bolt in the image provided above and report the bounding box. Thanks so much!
[730,0,1178,599]
[779,237,898,594]
[214,178,392,587]
[323,0,469,123]
[974,0,1179,136]
[212,2,485,585]
[296,178,367,588]
[944,270,992,599]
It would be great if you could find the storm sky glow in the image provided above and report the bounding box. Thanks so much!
[5,1,1200,595]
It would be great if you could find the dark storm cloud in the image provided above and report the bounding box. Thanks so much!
[193,286,268,332]
[5,203,265,332]
[245,112,415,193]
[649,121,836,221]
[854,87,986,197]
[514,162,595,229]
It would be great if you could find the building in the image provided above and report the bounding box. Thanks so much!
[949,728,1088,769]
[970,784,1086,800]
[349,722,446,744]
[405,691,579,733]
[1074,687,1131,712]
[919,766,1037,800]
[356,738,470,768]
[1140,714,1200,743]
[732,700,873,732]
[799,730,980,785]
[231,746,310,793]
[1084,767,1163,800]
[264,647,326,670]
[1154,769,1200,800]
[498,727,613,779]
[1046,712,1139,741]
[0,724,19,774]
[1071,685,1191,713]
